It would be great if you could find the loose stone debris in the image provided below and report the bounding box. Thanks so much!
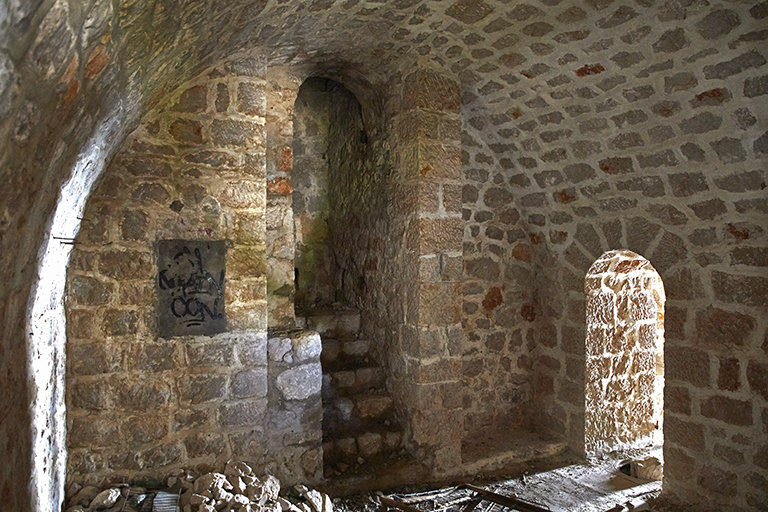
[64,461,334,512]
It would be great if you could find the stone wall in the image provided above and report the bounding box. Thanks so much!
[461,88,538,440]
[584,250,664,455]
[446,2,767,507]
[325,77,390,315]
[65,54,321,487]
[383,66,466,471]
[67,329,322,487]
[519,8,763,510]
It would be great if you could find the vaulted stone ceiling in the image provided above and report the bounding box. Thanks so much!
[4,0,764,270]
[4,0,765,209]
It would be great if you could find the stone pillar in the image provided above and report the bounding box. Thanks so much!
[397,66,464,472]
[265,67,301,328]
[266,330,323,485]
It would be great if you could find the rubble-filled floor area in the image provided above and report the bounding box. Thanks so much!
[65,448,665,512]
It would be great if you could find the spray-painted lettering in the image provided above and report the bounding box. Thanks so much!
[157,240,226,336]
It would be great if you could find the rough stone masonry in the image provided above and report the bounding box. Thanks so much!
[0,1,766,512]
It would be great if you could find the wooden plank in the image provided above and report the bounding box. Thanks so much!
[459,496,483,512]
[458,485,551,512]
[379,495,425,512]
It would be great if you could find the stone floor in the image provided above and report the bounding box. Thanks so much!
[320,427,572,497]
[476,449,663,512]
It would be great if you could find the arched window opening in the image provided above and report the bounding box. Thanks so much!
[585,250,665,460]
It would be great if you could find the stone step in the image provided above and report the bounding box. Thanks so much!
[305,316,410,478]
[295,306,360,339]
[322,366,386,396]
[323,393,397,437]
[323,428,405,466]
[320,338,374,371]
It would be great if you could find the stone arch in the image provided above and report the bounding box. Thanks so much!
[538,216,681,451]
[264,65,388,328]
[584,250,665,456]
[27,113,130,512]
[289,74,403,475]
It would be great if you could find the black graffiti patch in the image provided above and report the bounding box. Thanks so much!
[157,240,226,337]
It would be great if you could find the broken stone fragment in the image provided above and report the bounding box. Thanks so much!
[213,488,233,502]
[179,489,193,508]
[296,502,313,512]
[245,483,263,503]
[195,472,233,494]
[294,487,333,512]
[194,474,215,493]
[66,482,82,498]
[190,494,208,506]
[246,474,280,504]
[302,489,324,512]
[321,493,333,512]
[231,493,250,506]
[228,475,247,494]
[631,456,663,481]
[225,460,254,477]
[185,470,201,482]
[107,496,128,511]
[263,475,281,502]
[69,486,100,507]
[89,487,121,509]
[68,464,332,512]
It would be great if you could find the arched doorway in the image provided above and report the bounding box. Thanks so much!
[291,76,404,476]
[585,250,665,456]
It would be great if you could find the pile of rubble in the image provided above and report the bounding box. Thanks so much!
[65,461,334,512]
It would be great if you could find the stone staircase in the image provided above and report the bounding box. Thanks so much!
[295,305,406,477]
